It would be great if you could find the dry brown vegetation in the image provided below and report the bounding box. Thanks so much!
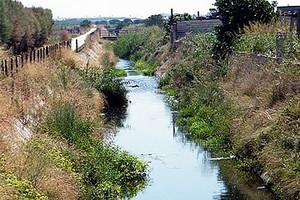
[0,37,114,199]
[222,53,300,198]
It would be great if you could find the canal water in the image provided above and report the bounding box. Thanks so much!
[111,59,274,200]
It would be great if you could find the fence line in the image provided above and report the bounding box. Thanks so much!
[0,28,98,77]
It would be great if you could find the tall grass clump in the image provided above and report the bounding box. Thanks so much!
[0,173,48,200]
[235,22,300,60]
[160,32,233,152]
[79,67,127,108]
[43,103,148,199]
[113,26,165,75]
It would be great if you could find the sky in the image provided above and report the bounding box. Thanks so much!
[18,0,300,19]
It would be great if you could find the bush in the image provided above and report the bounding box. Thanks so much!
[160,32,232,152]
[44,103,148,199]
[113,26,165,65]
[45,103,93,143]
[235,22,300,59]
[0,173,47,200]
[176,82,232,151]
[79,67,127,108]
[134,60,157,76]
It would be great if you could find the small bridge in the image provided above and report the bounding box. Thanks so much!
[98,27,143,41]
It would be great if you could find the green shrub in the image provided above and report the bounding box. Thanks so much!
[45,103,93,143]
[134,60,157,76]
[113,26,165,65]
[79,67,127,107]
[43,103,148,199]
[236,32,276,56]
[160,32,232,153]
[176,82,232,151]
[0,173,47,200]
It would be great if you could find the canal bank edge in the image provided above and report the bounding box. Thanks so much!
[113,25,300,199]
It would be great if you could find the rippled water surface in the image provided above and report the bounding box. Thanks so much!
[111,59,275,200]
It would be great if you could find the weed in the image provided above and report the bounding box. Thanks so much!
[43,103,148,199]
[0,173,48,200]
[134,60,157,76]
[79,67,127,108]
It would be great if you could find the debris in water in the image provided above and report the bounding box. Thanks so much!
[209,155,236,161]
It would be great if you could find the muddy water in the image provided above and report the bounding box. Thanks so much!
[111,59,275,200]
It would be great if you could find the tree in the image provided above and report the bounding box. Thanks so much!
[59,30,69,41]
[109,19,121,25]
[133,19,144,24]
[123,18,133,26]
[0,0,54,53]
[173,13,192,21]
[32,7,54,47]
[145,14,165,28]
[0,0,11,43]
[80,19,92,28]
[213,0,276,61]
[95,20,108,25]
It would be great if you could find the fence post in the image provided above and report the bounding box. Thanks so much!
[0,60,3,74]
[44,47,46,58]
[76,39,79,53]
[67,40,71,49]
[297,9,300,39]
[276,32,286,63]
[21,54,24,67]
[10,57,14,75]
[15,56,19,72]
[37,49,40,61]
[4,59,8,76]
[33,50,36,62]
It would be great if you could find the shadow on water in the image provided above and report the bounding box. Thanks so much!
[107,59,276,200]
[103,105,127,128]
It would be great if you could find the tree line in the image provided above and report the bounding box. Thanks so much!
[0,0,53,54]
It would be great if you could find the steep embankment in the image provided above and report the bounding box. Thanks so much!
[0,36,147,199]
[113,23,300,199]
[163,31,300,199]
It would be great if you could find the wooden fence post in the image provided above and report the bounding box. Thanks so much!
[37,49,40,62]
[44,47,46,58]
[297,9,300,39]
[0,60,3,74]
[29,51,32,63]
[21,54,24,67]
[4,59,8,76]
[33,50,36,62]
[10,57,14,75]
[15,56,19,72]
[76,39,79,53]
[24,53,28,64]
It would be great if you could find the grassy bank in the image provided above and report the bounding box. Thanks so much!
[113,22,300,198]
[0,38,148,199]
[113,26,167,76]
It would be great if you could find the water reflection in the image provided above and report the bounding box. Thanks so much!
[109,59,275,200]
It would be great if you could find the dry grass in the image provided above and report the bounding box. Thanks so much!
[0,38,111,198]
[37,168,79,200]
[244,21,290,35]
[222,49,300,198]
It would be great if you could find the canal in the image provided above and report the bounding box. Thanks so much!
[110,59,275,200]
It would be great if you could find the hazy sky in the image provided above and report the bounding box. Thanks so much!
[18,0,300,19]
